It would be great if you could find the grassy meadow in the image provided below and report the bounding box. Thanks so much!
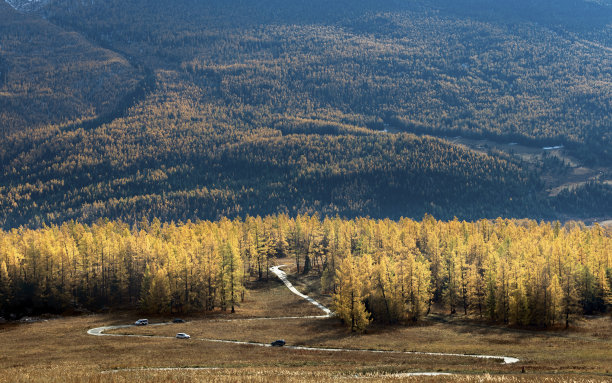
[0,264,610,382]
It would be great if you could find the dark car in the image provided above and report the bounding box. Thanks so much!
[172,318,185,323]
[271,339,286,347]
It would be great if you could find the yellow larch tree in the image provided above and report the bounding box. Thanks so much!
[333,251,371,332]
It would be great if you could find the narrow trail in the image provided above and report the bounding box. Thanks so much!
[88,264,520,373]
[269,265,333,316]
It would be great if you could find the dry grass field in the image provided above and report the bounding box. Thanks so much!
[1,265,611,382]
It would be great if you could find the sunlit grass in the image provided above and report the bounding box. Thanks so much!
[1,271,610,382]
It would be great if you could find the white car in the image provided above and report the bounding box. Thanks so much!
[134,319,148,326]
[176,333,190,339]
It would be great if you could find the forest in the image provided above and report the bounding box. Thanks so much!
[1,0,610,228]
[0,72,548,228]
[0,2,140,135]
[41,0,612,163]
[1,215,610,331]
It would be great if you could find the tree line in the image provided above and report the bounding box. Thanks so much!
[1,215,610,332]
[0,219,245,316]
[326,215,611,331]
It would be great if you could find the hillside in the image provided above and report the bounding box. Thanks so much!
[0,72,546,227]
[0,0,611,228]
[0,2,141,134]
[41,0,612,162]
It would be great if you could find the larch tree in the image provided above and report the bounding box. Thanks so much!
[0,260,12,314]
[561,262,580,329]
[410,256,432,321]
[221,238,243,314]
[467,263,485,317]
[146,268,172,314]
[0,216,609,325]
[372,253,402,323]
[547,274,563,326]
[333,251,371,332]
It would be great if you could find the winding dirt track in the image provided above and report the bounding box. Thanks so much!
[88,265,519,371]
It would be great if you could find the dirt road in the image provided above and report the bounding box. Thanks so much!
[88,265,520,371]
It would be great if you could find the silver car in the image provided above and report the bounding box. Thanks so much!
[134,319,148,326]
[176,333,191,339]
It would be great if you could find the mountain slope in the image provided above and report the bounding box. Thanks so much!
[0,72,545,228]
[41,0,612,164]
[0,1,140,134]
[0,0,610,227]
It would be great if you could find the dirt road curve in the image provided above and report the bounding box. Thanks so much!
[88,265,520,370]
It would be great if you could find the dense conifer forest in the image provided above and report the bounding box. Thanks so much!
[1,0,611,225]
[0,2,140,134]
[1,72,549,227]
[40,0,612,158]
[1,216,610,330]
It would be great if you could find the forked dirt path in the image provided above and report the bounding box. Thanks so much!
[88,265,520,373]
